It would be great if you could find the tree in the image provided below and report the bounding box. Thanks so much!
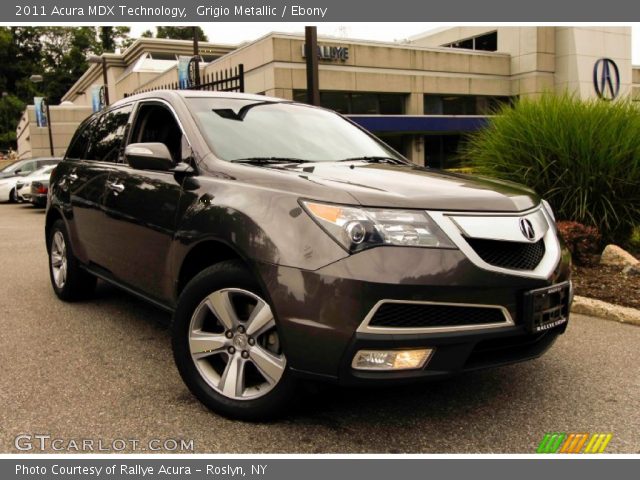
[155,26,208,42]
[0,94,26,152]
[0,27,103,149]
[99,26,134,52]
[141,30,154,39]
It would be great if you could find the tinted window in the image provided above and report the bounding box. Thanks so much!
[424,95,512,115]
[86,105,133,163]
[129,104,184,163]
[293,91,406,115]
[66,117,97,160]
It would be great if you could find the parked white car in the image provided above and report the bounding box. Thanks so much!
[15,165,57,202]
[0,159,60,202]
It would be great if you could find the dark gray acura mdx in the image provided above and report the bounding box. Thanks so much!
[46,91,572,419]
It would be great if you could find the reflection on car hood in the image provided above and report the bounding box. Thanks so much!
[273,162,539,212]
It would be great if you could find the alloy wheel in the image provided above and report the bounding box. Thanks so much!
[188,288,286,401]
[50,231,68,289]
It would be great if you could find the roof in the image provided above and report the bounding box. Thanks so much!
[111,90,286,108]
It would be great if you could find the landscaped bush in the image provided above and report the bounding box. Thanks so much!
[462,94,640,244]
[556,221,601,266]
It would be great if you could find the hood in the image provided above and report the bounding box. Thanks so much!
[264,162,539,212]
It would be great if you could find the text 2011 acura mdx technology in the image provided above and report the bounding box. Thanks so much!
[46,91,572,419]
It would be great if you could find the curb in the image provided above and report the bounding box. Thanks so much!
[571,295,640,326]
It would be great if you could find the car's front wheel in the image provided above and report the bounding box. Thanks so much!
[172,260,295,420]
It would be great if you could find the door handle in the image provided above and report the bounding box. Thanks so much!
[106,181,125,193]
[68,173,78,181]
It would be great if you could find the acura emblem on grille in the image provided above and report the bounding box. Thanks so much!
[519,218,536,241]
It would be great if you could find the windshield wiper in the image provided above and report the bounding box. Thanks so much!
[338,156,406,165]
[230,157,310,165]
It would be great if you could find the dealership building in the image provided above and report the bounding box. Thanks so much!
[16,26,637,167]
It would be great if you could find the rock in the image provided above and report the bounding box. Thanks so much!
[572,296,640,326]
[623,264,640,276]
[600,244,640,267]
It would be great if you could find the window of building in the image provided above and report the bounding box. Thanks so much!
[475,32,498,51]
[376,134,408,157]
[443,31,498,52]
[424,134,467,169]
[293,91,406,115]
[424,95,512,115]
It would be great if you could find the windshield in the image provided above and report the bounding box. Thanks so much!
[186,98,404,163]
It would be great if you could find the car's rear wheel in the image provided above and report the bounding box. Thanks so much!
[172,260,295,420]
[48,219,97,301]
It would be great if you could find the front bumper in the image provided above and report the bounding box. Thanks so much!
[255,245,571,385]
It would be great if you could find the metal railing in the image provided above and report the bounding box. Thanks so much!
[125,64,244,97]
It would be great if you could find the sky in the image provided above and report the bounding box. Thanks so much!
[130,23,640,64]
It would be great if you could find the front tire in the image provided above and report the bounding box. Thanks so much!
[9,188,17,203]
[172,260,295,420]
[48,219,97,301]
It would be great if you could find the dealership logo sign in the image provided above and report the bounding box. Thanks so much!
[593,58,620,100]
[302,44,350,61]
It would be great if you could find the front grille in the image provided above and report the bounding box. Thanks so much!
[368,303,507,329]
[465,237,545,270]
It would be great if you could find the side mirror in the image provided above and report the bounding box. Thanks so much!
[125,143,174,171]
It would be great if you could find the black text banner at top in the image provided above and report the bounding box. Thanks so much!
[5,0,640,22]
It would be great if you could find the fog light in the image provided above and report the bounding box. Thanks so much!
[352,348,433,371]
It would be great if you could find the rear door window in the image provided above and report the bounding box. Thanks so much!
[86,104,133,163]
[66,117,98,160]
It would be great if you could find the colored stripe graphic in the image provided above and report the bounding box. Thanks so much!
[538,433,612,454]
[537,433,566,453]
[584,433,613,453]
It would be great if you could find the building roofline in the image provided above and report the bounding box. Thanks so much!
[61,37,238,103]
[215,31,511,60]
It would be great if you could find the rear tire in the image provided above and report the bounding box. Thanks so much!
[172,260,295,421]
[48,219,97,301]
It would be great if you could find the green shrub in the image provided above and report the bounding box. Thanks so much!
[463,94,640,243]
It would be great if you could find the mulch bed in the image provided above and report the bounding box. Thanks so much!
[572,264,640,310]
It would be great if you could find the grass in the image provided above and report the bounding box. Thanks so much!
[463,94,640,244]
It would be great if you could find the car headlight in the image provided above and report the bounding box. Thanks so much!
[541,199,556,222]
[301,201,456,252]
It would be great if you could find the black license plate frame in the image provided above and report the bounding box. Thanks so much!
[522,281,571,333]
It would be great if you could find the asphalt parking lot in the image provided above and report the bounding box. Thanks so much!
[0,202,638,454]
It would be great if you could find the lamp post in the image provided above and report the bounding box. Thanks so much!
[192,27,201,87]
[87,55,110,106]
[29,74,54,156]
[305,26,320,106]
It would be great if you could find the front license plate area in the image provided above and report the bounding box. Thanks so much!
[523,281,570,333]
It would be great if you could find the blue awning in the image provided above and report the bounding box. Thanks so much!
[347,115,489,134]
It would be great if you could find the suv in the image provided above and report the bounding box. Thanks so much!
[47,91,571,420]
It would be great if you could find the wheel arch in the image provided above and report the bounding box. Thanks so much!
[175,237,265,300]
[44,207,65,253]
